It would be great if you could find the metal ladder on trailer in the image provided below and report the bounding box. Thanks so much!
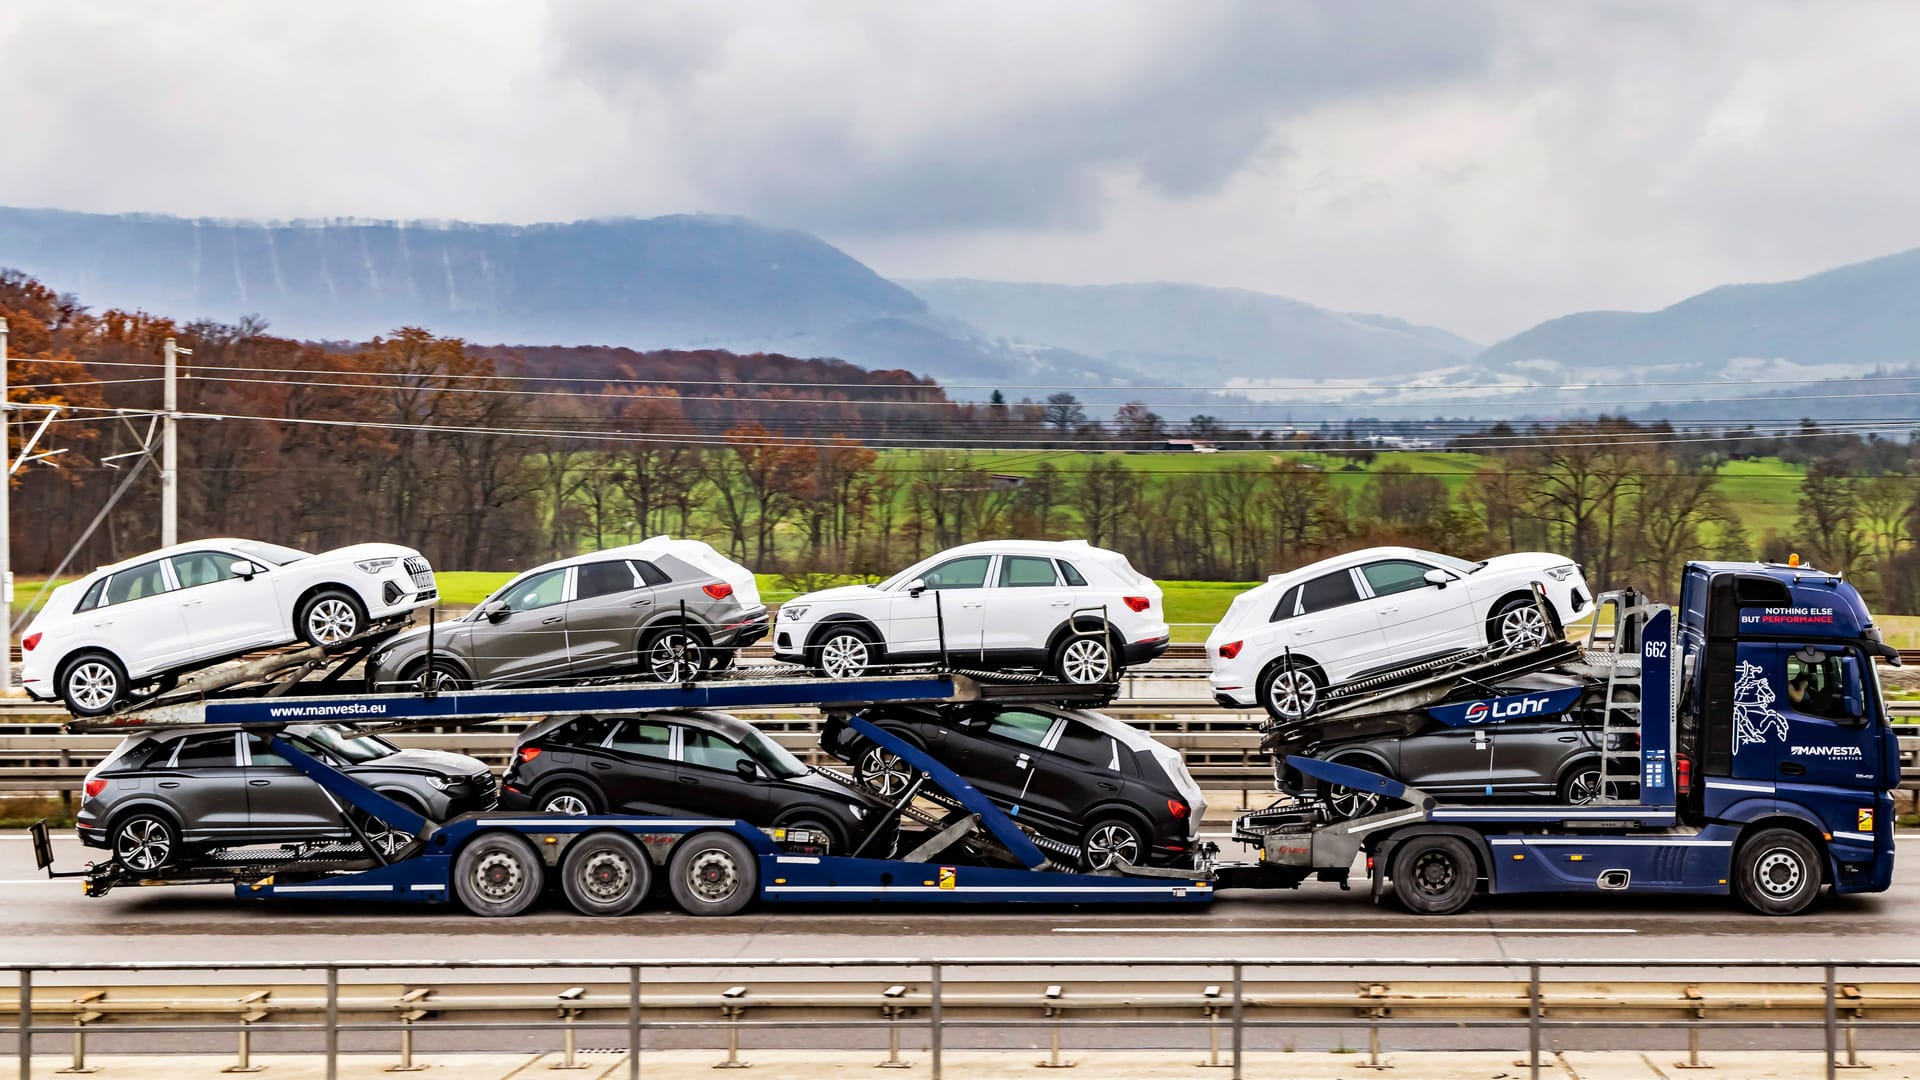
[1570,589,1664,805]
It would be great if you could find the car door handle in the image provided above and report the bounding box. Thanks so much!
[1780,762,1808,777]
[542,616,563,625]
[249,779,271,787]
[678,776,699,785]
[961,601,984,608]
[1096,782,1119,791]
[158,781,180,789]
[591,761,612,770]
[1050,600,1070,607]
[1378,606,1398,615]
[1293,628,1316,637]
[631,599,652,607]
[1558,735,1578,743]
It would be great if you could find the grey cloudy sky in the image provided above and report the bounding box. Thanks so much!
[1,1,1916,342]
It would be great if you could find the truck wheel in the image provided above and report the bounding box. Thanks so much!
[60,652,127,717]
[454,832,545,917]
[1053,633,1115,685]
[538,784,601,816]
[667,831,758,916]
[814,627,876,680]
[1734,828,1824,916]
[298,589,366,647]
[560,831,652,916]
[111,812,178,872]
[641,627,704,683]
[1392,834,1480,915]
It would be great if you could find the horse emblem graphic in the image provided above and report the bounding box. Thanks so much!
[1733,660,1788,746]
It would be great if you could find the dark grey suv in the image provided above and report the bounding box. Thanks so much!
[76,725,496,870]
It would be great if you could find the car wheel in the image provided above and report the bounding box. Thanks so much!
[667,830,759,916]
[1392,834,1480,915]
[1257,662,1323,722]
[775,813,842,855]
[298,589,366,647]
[1053,633,1115,685]
[453,832,545,917]
[1323,760,1388,820]
[111,812,178,872]
[1490,597,1551,652]
[539,784,601,817]
[1081,816,1146,871]
[642,627,705,683]
[60,653,127,717]
[402,658,467,694]
[1559,762,1603,805]
[355,812,414,858]
[1734,828,1824,916]
[814,627,876,680]
[560,831,652,916]
[856,744,920,799]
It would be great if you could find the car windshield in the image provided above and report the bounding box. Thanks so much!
[229,540,312,566]
[298,725,399,764]
[736,726,808,779]
[1417,550,1483,575]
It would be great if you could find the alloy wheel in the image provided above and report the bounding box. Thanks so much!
[308,598,359,645]
[363,820,411,857]
[647,632,702,682]
[1328,787,1381,819]
[67,661,120,713]
[1498,605,1549,650]
[1563,768,1603,805]
[115,818,172,872]
[1059,638,1113,684]
[1267,668,1318,719]
[545,793,591,816]
[859,747,915,799]
[819,635,871,679]
[1084,823,1142,870]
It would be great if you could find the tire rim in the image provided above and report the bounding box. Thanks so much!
[308,598,359,645]
[1328,787,1381,819]
[1085,823,1141,870]
[1755,848,1804,898]
[819,635,870,679]
[1498,605,1549,650]
[545,793,591,816]
[578,849,634,903]
[417,666,461,693]
[364,820,410,857]
[1060,638,1112,684]
[1564,769,1602,805]
[1267,669,1318,719]
[685,846,741,903]
[67,661,119,712]
[1410,849,1458,896]
[859,748,914,798]
[472,849,526,903]
[648,633,701,682]
[115,818,171,871]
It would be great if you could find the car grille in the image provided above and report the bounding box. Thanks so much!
[405,556,435,588]
[471,770,499,810]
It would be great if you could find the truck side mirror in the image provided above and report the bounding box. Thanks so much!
[906,578,927,598]
[1423,569,1449,589]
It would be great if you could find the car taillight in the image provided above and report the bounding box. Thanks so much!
[1123,596,1151,613]
[703,583,734,600]
[517,747,542,764]
[21,633,40,652]
[83,779,106,798]
[1168,798,1188,819]
[1218,640,1242,660]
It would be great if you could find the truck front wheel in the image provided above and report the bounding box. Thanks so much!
[668,831,759,916]
[1734,828,1823,916]
[1391,834,1480,915]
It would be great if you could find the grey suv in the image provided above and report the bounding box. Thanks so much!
[76,725,496,870]
[366,538,768,691]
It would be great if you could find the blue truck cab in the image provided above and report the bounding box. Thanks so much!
[1678,560,1903,900]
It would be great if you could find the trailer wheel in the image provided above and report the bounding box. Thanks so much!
[560,831,652,916]
[454,832,545,917]
[1392,834,1480,915]
[667,831,758,916]
[298,589,366,647]
[1734,828,1824,916]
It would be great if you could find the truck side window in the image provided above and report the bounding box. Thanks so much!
[1784,648,1851,721]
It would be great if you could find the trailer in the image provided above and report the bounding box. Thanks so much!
[36,673,1214,914]
[1226,561,1903,915]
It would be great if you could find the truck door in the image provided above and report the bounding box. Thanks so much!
[1727,643,1792,786]
[1772,644,1883,792]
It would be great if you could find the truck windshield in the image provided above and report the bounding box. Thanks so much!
[737,727,808,779]
[299,725,400,764]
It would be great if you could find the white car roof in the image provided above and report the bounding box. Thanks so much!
[928,539,1122,562]
[1261,546,1458,587]
[83,538,282,578]
[516,536,729,575]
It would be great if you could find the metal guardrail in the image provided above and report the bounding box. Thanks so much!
[3,956,1919,1080]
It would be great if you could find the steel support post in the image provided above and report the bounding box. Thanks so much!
[717,1004,748,1069]
[20,968,32,1080]
[325,967,339,1080]
[930,964,944,1080]
[1825,966,1837,1080]
[879,1004,909,1069]
[57,1022,97,1075]
[1230,963,1244,1080]
[628,966,642,1080]
[1527,963,1542,1080]
[223,1019,264,1074]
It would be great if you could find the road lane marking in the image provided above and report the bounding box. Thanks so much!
[1052,927,1637,934]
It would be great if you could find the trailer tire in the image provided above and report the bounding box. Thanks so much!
[1734,827,1824,916]
[298,589,366,647]
[59,651,127,717]
[454,832,545,917]
[1392,834,1480,915]
[560,831,652,916]
[667,831,758,916]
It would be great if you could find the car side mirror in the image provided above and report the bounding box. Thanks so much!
[231,560,261,580]
[480,599,510,624]
[906,578,927,598]
[735,758,760,780]
[1423,568,1449,588]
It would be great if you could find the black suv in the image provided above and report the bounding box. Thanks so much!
[500,710,890,855]
[820,702,1206,870]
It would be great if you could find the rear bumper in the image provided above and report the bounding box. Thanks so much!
[1121,636,1170,666]
[713,609,770,649]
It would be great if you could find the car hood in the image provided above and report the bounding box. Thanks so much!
[785,584,883,607]
[311,542,425,565]
[787,767,885,807]
[361,747,489,775]
[1480,552,1578,577]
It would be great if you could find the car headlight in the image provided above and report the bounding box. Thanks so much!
[847,803,865,820]
[425,776,452,791]
[782,605,809,622]
[356,558,399,575]
[1543,565,1577,581]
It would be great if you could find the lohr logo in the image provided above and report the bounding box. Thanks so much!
[1464,695,1553,724]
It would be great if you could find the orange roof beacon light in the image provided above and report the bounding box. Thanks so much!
[1787,553,1801,567]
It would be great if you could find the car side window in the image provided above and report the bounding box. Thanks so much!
[998,556,1059,588]
[169,733,237,769]
[1360,560,1437,598]
[921,556,991,591]
[607,718,674,760]
[504,569,568,612]
[1268,585,1302,622]
[170,551,245,590]
[680,728,750,772]
[1298,571,1361,614]
[103,561,172,607]
[245,733,291,767]
[1056,560,1088,587]
[1054,721,1119,769]
[575,560,639,601]
[984,709,1054,748]
[633,560,671,587]
[77,577,108,613]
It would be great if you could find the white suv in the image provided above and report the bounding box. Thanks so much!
[20,538,436,716]
[1207,546,1592,720]
[773,540,1169,683]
